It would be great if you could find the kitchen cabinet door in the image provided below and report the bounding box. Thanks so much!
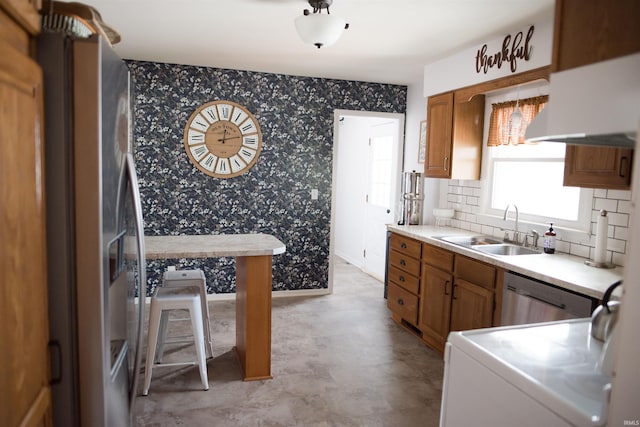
[450,279,494,332]
[450,95,485,180]
[424,92,484,179]
[564,145,633,189]
[418,263,453,353]
[0,5,51,427]
[424,92,453,178]
[552,0,640,72]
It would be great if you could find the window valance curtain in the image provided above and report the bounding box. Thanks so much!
[487,95,548,146]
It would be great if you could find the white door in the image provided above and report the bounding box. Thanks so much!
[330,111,404,291]
[363,121,400,280]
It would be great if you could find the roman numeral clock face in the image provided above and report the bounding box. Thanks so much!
[183,100,263,178]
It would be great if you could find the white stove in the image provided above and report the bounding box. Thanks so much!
[440,319,611,427]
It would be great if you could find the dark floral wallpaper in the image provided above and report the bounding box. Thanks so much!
[127,61,406,296]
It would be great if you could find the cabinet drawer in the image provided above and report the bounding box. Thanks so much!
[389,249,421,277]
[388,265,420,294]
[387,283,419,325]
[390,234,422,259]
[422,243,454,272]
[455,255,496,290]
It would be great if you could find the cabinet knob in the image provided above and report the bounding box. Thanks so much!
[397,298,404,306]
[401,243,407,249]
[399,276,405,282]
[400,259,406,266]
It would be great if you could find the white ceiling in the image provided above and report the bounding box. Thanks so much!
[77,0,555,86]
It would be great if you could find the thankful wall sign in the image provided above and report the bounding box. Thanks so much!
[475,25,535,74]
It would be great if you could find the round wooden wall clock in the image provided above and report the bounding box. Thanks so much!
[183,100,263,178]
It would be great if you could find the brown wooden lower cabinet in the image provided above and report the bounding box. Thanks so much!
[386,234,502,355]
[418,263,453,353]
[449,278,494,332]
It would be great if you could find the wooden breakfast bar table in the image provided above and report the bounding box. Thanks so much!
[144,233,286,381]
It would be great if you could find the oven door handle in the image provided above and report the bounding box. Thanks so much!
[506,285,566,310]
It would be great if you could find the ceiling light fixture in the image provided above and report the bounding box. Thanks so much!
[294,0,349,49]
[509,100,523,141]
[509,86,523,144]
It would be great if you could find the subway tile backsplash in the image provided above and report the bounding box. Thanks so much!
[445,180,630,267]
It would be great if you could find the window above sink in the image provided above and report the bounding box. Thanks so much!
[471,85,594,237]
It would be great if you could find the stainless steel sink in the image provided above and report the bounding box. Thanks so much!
[471,243,540,256]
[436,235,541,256]
[438,235,503,246]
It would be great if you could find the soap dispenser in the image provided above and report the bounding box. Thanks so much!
[544,223,556,254]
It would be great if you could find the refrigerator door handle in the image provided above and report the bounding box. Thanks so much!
[125,152,146,413]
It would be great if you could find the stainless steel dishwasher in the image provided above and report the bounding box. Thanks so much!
[501,271,597,326]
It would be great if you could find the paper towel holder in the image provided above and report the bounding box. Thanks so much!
[585,209,615,269]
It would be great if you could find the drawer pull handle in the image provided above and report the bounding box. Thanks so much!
[401,243,407,249]
[400,259,406,266]
[620,156,629,177]
[397,298,404,306]
[399,276,405,282]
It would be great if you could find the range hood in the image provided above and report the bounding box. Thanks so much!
[526,52,640,148]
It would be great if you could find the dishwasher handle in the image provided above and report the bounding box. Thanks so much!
[506,284,567,310]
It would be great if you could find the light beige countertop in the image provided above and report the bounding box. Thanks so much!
[388,225,624,300]
[144,234,286,259]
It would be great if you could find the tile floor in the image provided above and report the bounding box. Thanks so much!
[135,258,444,426]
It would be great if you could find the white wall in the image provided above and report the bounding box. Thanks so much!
[405,80,441,225]
[423,14,554,97]
[413,13,555,226]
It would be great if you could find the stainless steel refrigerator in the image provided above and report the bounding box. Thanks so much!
[38,32,146,427]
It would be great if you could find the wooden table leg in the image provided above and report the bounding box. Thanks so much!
[234,255,272,381]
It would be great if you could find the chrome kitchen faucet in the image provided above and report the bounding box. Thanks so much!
[502,204,519,243]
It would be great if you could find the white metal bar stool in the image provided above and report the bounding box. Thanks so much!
[142,285,209,395]
[158,269,213,359]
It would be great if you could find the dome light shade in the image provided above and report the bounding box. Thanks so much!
[294,0,348,48]
[509,105,523,143]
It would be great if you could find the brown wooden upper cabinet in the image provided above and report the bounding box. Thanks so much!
[552,0,640,72]
[564,146,633,189]
[424,92,484,180]
[554,0,639,190]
